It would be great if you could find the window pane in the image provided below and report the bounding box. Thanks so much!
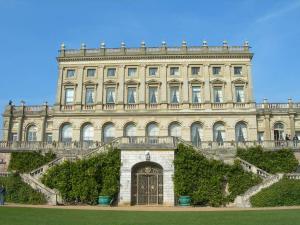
[169,123,181,137]
[212,67,221,75]
[83,125,94,141]
[191,67,200,75]
[170,86,179,103]
[128,68,137,77]
[106,87,116,103]
[192,86,201,103]
[61,124,72,142]
[87,69,96,77]
[149,67,158,76]
[66,69,75,78]
[46,133,52,143]
[234,67,242,75]
[107,68,116,76]
[213,87,223,103]
[85,88,95,104]
[170,67,179,76]
[65,88,74,104]
[149,87,158,104]
[127,87,137,104]
[235,86,245,103]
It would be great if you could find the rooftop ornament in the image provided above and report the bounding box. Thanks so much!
[202,40,208,46]
[140,41,146,48]
[81,43,86,49]
[182,40,187,47]
[20,100,25,106]
[244,41,249,47]
[100,42,106,49]
[60,43,65,50]
[121,41,126,48]
[161,41,167,47]
[223,40,228,47]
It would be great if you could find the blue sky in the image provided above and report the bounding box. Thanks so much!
[0,0,300,125]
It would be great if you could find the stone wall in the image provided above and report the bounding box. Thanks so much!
[0,153,11,172]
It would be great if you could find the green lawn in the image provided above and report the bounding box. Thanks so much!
[1,207,300,225]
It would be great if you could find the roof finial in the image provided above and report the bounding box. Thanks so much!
[121,41,126,48]
[244,40,249,47]
[161,41,167,47]
[223,40,228,46]
[182,40,187,47]
[81,43,86,49]
[141,41,146,48]
[202,40,207,46]
[100,42,105,49]
[60,42,65,50]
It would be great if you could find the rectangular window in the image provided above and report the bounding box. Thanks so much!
[11,133,18,142]
[106,87,116,104]
[87,69,96,77]
[235,86,245,103]
[258,132,264,142]
[149,87,158,104]
[85,88,95,104]
[107,68,116,77]
[149,67,158,76]
[234,66,242,75]
[213,87,223,103]
[65,88,74,104]
[128,68,137,77]
[170,86,180,103]
[127,87,137,104]
[45,133,53,143]
[192,86,201,103]
[170,67,179,76]
[212,67,221,75]
[191,67,200,75]
[66,69,75,78]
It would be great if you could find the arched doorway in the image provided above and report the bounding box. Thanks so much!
[131,162,163,205]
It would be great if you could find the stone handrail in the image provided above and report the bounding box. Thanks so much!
[20,173,62,205]
[236,157,270,178]
[82,138,121,159]
[0,172,12,177]
[286,173,300,180]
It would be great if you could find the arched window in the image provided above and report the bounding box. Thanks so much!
[103,123,115,143]
[82,124,94,142]
[235,122,247,142]
[191,122,203,147]
[147,123,159,137]
[274,122,284,141]
[213,122,226,144]
[169,122,181,137]
[124,123,137,137]
[61,123,72,143]
[27,125,37,142]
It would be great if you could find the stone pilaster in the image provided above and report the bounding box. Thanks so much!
[247,63,253,102]
[203,64,210,103]
[264,114,271,140]
[55,66,64,109]
[289,114,295,136]
[96,65,104,110]
[75,67,84,110]
[117,65,125,110]
[160,64,168,109]
[139,64,146,109]
[182,64,189,108]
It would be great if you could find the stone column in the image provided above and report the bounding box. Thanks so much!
[96,65,104,110]
[182,64,189,109]
[264,114,271,140]
[203,64,211,109]
[224,64,233,105]
[75,66,84,110]
[160,64,168,109]
[40,103,48,142]
[139,64,146,109]
[117,65,125,110]
[54,66,64,110]
[247,63,254,102]
[289,114,295,136]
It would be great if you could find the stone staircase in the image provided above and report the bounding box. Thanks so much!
[233,157,284,207]
[20,139,121,205]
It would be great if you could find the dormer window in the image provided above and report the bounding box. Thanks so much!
[212,67,221,75]
[66,69,75,78]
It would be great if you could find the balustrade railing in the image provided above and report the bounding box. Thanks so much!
[286,173,300,180]
[125,104,138,110]
[104,103,115,110]
[62,105,74,111]
[236,157,270,178]
[83,104,95,110]
[120,136,176,148]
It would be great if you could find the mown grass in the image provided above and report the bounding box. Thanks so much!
[1,207,300,225]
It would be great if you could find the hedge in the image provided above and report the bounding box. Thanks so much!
[0,174,47,204]
[250,177,300,207]
[174,144,262,206]
[42,148,120,205]
[9,151,56,173]
[237,146,298,173]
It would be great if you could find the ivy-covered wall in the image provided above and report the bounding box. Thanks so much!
[174,144,262,206]
[42,149,120,205]
[237,147,298,173]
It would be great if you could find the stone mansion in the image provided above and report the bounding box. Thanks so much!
[1,41,300,206]
[2,41,299,145]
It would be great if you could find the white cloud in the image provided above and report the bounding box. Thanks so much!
[256,0,300,23]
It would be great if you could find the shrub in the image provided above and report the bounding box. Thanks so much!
[237,146,298,173]
[174,144,261,206]
[42,148,120,204]
[0,174,47,204]
[9,151,56,173]
[251,177,300,207]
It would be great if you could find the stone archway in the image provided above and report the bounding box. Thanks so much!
[131,162,163,205]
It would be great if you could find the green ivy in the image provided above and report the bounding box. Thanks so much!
[41,148,120,204]
[237,146,298,173]
[251,177,300,207]
[174,144,261,206]
[0,174,47,204]
[9,151,56,173]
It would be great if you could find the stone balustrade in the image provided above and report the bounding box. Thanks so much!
[286,173,300,180]
[236,157,270,178]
